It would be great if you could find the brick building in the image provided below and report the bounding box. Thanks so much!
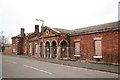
[11,25,40,55]
[70,21,120,63]
[11,21,120,63]
[3,44,12,54]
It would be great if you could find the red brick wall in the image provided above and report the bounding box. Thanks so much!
[12,38,16,54]
[4,45,12,54]
[18,38,24,54]
[12,37,24,55]
[70,31,119,63]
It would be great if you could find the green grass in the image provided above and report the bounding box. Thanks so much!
[88,61,120,66]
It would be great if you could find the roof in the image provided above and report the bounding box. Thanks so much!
[11,32,38,38]
[53,28,72,34]
[43,26,71,34]
[12,21,120,39]
[70,21,120,35]
[46,21,119,35]
[11,34,22,38]
[29,36,39,41]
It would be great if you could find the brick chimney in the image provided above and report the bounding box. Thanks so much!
[20,28,25,37]
[35,25,39,33]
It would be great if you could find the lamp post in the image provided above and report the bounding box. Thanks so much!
[36,19,45,58]
[36,19,44,27]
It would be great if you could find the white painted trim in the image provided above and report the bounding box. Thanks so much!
[35,43,37,45]
[74,39,80,42]
[74,55,80,57]
[93,56,103,58]
[45,30,49,35]
[93,37,102,40]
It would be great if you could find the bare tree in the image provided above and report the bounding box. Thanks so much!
[0,31,9,52]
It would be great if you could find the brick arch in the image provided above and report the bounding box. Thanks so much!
[39,41,45,57]
[59,39,68,46]
[45,40,51,46]
[50,39,58,59]
[50,39,58,46]
[59,39,68,58]
[40,41,45,46]
[45,40,51,58]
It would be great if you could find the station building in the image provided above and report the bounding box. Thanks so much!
[11,21,120,63]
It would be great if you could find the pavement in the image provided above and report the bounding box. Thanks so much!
[3,53,120,74]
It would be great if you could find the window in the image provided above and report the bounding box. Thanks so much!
[94,37,102,56]
[75,42,80,55]
[46,30,49,35]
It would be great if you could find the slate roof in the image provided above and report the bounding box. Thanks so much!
[46,21,119,35]
[53,28,72,34]
[12,21,120,39]
[11,32,34,38]
[44,26,72,34]
[11,34,22,38]
[70,21,119,35]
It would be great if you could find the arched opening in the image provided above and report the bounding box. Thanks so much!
[40,42,44,57]
[51,40,57,59]
[45,41,50,58]
[60,40,68,58]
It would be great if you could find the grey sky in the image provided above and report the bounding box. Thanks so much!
[0,0,119,43]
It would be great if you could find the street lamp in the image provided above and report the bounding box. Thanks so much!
[36,19,44,27]
[36,19,44,57]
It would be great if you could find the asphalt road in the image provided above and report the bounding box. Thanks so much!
[2,55,118,78]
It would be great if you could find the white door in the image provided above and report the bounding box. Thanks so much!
[95,40,102,56]
[75,42,80,55]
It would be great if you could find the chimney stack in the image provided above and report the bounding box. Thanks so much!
[20,28,25,37]
[35,25,39,33]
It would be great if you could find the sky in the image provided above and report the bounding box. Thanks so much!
[0,0,119,43]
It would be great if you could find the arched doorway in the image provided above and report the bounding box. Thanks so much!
[45,41,50,58]
[51,40,57,59]
[40,42,44,57]
[60,40,68,58]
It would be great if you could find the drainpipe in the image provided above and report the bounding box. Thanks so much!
[67,33,70,59]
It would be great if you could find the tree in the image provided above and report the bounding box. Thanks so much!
[0,31,9,52]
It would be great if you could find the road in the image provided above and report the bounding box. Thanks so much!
[2,55,118,78]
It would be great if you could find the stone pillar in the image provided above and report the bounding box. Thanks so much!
[56,46,61,59]
[39,46,41,57]
[66,47,70,59]
[50,47,52,58]
[46,47,50,58]
[43,47,46,58]
[37,45,40,56]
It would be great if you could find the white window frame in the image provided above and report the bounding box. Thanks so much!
[75,42,80,55]
[94,37,102,57]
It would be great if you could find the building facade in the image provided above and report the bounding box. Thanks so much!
[10,21,120,63]
[3,44,12,54]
